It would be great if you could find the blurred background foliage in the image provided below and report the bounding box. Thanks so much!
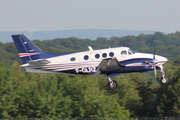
[0,32,180,118]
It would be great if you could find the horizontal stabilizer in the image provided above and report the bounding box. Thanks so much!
[28,59,51,66]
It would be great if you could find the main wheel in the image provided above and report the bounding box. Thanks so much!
[161,77,168,84]
[107,81,117,90]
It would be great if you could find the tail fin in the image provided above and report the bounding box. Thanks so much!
[11,34,44,64]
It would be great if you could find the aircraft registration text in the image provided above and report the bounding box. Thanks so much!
[76,67,97,73]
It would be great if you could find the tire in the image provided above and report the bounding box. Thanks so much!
[107,81,117,90]
[160,77,168,84]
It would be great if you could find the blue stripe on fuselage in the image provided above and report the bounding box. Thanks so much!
[120,58,153,65]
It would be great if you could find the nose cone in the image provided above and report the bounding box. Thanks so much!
[155,55,168,63]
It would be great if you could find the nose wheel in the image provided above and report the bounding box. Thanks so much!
[107,77,117,90]
[159,65,168,84]
[161,77,168,84]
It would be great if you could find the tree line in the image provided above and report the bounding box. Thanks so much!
[0,32,180,118]
[1,31,180,66]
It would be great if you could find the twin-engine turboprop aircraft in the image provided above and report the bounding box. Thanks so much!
[12,34,168,90]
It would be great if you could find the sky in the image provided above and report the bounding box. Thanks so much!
[0,0,180,33]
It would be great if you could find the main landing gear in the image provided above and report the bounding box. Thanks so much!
[107,77,117,90]
[159,65,168,84]
[106,65,168,90]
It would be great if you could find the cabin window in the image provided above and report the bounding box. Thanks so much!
[84,55,89,60]
[102,53,107,58]
[70,57,76,61]
[95,54,100,59]
[109,52,114,57]
[121,51,127,55]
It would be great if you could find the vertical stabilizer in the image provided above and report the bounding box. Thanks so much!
[11,34,44,64]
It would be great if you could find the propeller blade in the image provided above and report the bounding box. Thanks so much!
[153,46,156,60]
[154,65,157,78]
[153,46,157,78]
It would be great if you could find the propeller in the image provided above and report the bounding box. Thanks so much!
[153,46,157,78]
[143,47,157,79]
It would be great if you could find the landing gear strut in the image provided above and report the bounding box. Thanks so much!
[159,65,168,84]
[107,77,117,90]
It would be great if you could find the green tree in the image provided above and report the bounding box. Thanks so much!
[60,75,130,118]
[0,62,73,118]
[157,66,180,116]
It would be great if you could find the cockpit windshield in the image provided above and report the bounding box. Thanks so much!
[129,49,136,54]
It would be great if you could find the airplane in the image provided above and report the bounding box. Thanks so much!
[11,34,168,90]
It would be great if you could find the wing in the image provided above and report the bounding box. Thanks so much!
[95,58,125,77]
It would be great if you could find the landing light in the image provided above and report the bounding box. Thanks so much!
[143,61,150,64]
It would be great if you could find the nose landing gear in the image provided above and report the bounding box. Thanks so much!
[107,77,117,90]
[159,65,168,84]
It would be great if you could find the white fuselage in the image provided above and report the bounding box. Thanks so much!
[24,46,167,75]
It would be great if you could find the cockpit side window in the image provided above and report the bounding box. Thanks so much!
[121,50,127,55]
[129,49,135,54]
[128,51,132,55]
